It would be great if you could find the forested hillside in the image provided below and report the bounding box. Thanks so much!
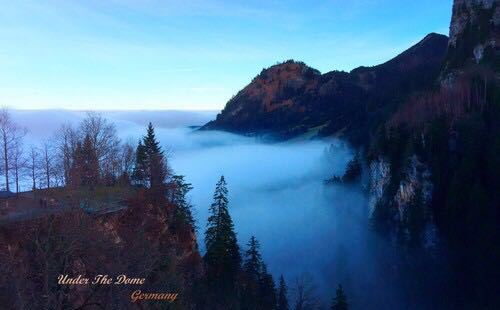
[203,33,448,144]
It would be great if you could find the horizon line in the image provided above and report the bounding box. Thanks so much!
[6,107,220,113]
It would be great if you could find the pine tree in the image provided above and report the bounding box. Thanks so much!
[331,284,348,310]
[242,236,264,310]
[143,122,162,155]
[171,175,195,228]
[277,275,289,310]
[259,264,277,310]
[141,122,167,188]
[342,153,362,183]
[149,151,167,189]
[204,176,241,307]
[244,236,263,280]
[69,135,99,188]
[132,140,147,186]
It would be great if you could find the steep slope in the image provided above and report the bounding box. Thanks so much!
[443,0,500,79]
[203,60,327,136]
[368,1,499,308]
[203,33,448,143]
[0,195,202,309]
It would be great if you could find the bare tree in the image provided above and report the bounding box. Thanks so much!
[79,112,120,178]
[293,273,321,310]
[0,108,27,191]
[51,158,66,187]
[11,139,27,193]
[26,145,40,191]
[55,123,78,185]
[41,141,55,189]
[120,141,135,177]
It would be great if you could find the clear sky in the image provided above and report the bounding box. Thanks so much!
[0,0,453,111]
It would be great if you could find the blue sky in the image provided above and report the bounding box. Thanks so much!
[0,0,452,111]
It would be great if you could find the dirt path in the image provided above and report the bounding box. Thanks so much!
[0,188,132,225]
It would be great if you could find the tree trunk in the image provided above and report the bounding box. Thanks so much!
[15,164,19,194]
[32,164,36,190]
[3,132,9,191]
[45,148,50,189]
[46,162,50,189]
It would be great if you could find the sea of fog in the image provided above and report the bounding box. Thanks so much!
[12,110,399,308]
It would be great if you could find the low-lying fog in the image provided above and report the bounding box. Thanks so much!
[13,110,397,308]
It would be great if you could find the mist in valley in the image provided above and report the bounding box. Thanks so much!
[11,109,410,309]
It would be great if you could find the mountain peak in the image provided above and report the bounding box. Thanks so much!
[258,60,320,77]
[203,33,448,140]
[420,32,449,44]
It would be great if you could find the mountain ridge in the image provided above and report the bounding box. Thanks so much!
[203,33,449,143]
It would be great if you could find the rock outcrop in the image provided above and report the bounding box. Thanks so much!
[443,0,500,79]
[369,0,499,253]
[368,158,391,215]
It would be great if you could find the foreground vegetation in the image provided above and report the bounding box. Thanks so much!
[0,110,348,309]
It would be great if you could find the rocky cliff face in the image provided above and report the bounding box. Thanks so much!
[368,154,436,245]
[368,158,391,215]
[369,0,499,255]
[449,0,498,46]
[443,0,500,79]
[204,34,448,142]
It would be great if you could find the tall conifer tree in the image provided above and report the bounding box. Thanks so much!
[132,140,147,186]
[132,123,168,189]
[259,264,277,310]
[171,175,195,228]
[331,284,348,310]
[204,176,241,307]
[143,122,161,155]
[244,236,263,280]
[242,236,264,310]
[277,275,289,310]
[142,122,166,188]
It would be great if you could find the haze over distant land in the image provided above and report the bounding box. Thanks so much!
[11,109,217,142]
[0,1,451,110]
